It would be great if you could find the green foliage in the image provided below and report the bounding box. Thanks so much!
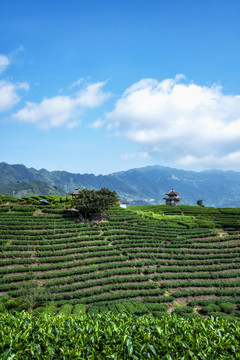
[201,304,220,315]
[0,195,19,204]
[72,304,86,315]
[0,303,6,313]
[41,304,58,316]
[58,304,73,315]
[0,180,67,197]
[197,199,203,207]
[1,311,240,359]
[73,187,118,219]
[146,303,168,312]
[3,297,26,311]
[17,280,48,312]
[218,302,236,314]
[174,306,193,315]
[1,201,240,317]
[129,209,216,229]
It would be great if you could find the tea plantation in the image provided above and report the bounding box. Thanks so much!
[1,197,240,316]
[1,196,240,358]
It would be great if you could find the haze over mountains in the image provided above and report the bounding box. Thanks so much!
[0,162,240,207]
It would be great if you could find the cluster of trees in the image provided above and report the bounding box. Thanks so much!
[72,188,119,219]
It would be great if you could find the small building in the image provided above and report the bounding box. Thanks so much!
[69,189,80,197]
[119,200,130,208]
[163,189,182,206]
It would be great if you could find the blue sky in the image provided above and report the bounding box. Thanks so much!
[1,0,240,174]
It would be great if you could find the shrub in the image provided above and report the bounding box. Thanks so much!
[218,302,235,314]
[58,304,73,315]
[41,304,58,316]
[209,311,229,319]
[88,304,100,315]
[2,311,240,358]
[72,304,86,316]
[181,313,201,320]
[174,306,193,315]
[4,297,24,310]
[0,303,6,313]
[32,306,45,316]
[153,311,170,319]
[201,304,220,315]
[115,303,127,313]
[146,303,168,312]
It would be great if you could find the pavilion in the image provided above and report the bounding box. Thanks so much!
[163,189,182,206]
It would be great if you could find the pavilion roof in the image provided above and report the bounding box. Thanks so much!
[163,195,182,200]
[165,189,180,196]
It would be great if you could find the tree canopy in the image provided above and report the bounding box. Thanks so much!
[17,280,48,312]
[72,188,118,219]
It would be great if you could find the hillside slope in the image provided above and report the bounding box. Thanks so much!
[0,180,67,197]
[1,202,240,317]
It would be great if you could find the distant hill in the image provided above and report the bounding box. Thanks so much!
[0,180,67,197]
[1,162,240,207]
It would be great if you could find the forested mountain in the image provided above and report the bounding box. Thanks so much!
[0,180,67,197]
[1,162,240,207]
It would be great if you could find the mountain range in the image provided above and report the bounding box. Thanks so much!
[0,162,240,207]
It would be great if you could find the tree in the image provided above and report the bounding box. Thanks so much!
[18,280,48,312]
[197,199,203,207]
[98,188,119,210]
[73,187,118,219]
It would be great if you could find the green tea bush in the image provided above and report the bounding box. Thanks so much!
[32,306,45,316]
[153,311,170,319]
[0,303,6,313]
[181,313,201,320]
[218,302,236,314]
[41,304,58,316]
[88,304,101,315]
[72,304,86,315]
[146,303,168,312]
[115,303,127,313]
[3,297,24,311]
[174,306,193,315]
[58,304,73,315]
[201,304,220,315]
[209,311,229,319]
[2,311,240,359]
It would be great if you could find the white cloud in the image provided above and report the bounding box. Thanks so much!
[75,82,111,107]
[0,51,30,112]
[67,120,81,129]
[120,152,136,160]
[0,81,29,112]
[68,77,84,89]
[90,118,104,129]
[179,151,240,170]
[120,151,149,160]
[107,75,240,170]
[0,54,10,74]
[140,151,149,158]
[13,81,111,129]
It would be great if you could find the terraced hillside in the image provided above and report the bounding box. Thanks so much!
[1,202,240,317]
